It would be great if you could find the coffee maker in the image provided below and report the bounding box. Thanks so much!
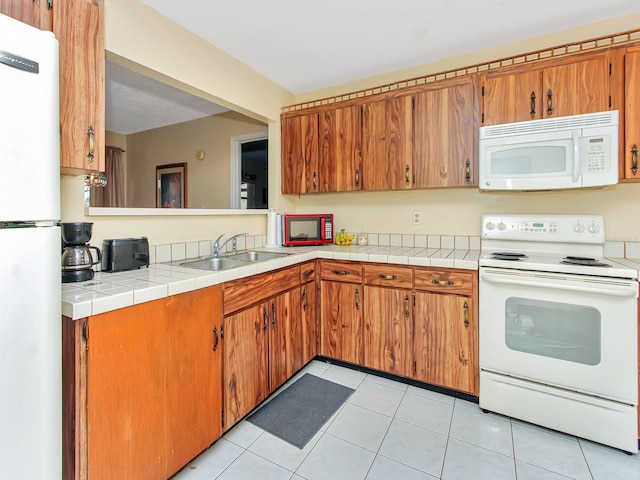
[61,222,102,283]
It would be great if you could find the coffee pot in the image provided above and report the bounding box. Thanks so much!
[61,222,101,283]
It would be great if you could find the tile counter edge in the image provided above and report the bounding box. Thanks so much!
[62,245,481,320]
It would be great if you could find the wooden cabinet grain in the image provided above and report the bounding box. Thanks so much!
[414,77,477,187]
[222,266,304,430]
[300,260,319,364]
[54,0,104,173]
[63,286,223,480]
[413,269,478,395]
[624,46,640,179]
[481,51,613,126]
[361,95,413,190]
[320,105,362,192]
[281,113,319,193]
[0,0,51,29]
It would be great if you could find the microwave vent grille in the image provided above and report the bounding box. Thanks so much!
[481,111,617,138]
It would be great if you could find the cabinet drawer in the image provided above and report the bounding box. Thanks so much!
[414,268,474,295]
[299,261,317,283]
[320,260,363,283]
[363,264,413,289]
[223,266,299,315]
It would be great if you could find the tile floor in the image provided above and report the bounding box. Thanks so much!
[172,360,640,480]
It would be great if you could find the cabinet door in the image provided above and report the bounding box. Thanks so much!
[268,288,302,392]
[362,96,413,190]
[165,287,222,477]
[0,0,51,29]
[320,105,362,192]
[54,0,105,172]
[543,53,610,119]
[363,286,414,377]
[223,303,269,429]
[414,78,476,187]
[301,280,318,364]
[281,113,319,193]
[87,300,168,480]
[320,280,364,364]
[482,70,541,125]
[625,47,640,179]
[413,292,477,394]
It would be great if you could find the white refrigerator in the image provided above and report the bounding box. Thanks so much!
[0,14,61,479]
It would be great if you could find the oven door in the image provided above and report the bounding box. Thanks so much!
[479,267,638,403]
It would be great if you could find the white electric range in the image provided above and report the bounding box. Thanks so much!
[478,214,638,453]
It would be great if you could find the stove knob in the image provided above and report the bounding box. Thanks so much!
[573,223,585,233]
[485,221,495,231]
[588,223,600,234]
[498,222,506,231]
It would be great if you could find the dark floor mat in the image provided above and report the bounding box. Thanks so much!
[247,373,354,449]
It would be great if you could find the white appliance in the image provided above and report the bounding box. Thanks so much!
[479,214,638,453]
[0,14,61,478]
[479,111,618,191]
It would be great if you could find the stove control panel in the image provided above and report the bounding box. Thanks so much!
[482,214,605,244]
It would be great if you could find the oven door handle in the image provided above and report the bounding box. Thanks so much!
[481,272,637,298]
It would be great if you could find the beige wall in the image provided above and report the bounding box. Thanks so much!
[125,112,267,209]
[59,1,640,249]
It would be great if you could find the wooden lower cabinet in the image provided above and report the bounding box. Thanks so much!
[222,266,304,430]
[413,292,477,395]
[320,280,364,364]
[363,285,414,377]
[300,261,319,364]
[63,286,223,480]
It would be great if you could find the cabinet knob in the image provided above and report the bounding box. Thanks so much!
[86,125,95,166]
[631,144,638,176]
[546,89,553,115]
[431,279,454,286]
[377,274,398,281]
[530,91,537,117]
[212,327,219,351]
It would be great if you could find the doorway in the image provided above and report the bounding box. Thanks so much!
[230,132,268,209]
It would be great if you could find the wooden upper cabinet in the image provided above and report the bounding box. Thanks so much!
[0,0,52,30]
[320,105,362,192]
[624,46,640,179]
[362,96,413,190]
[281,113,319,194]
[54,0,105,172]
[414,77,477,187]
[482,51,613,126]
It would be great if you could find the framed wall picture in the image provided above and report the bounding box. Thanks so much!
[156,163,187,208]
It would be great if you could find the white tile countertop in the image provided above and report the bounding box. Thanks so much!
[62,244,481,320]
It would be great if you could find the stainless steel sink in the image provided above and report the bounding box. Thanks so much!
[180,257,248,271]
[180,250,289,271]
[225,250,289,262]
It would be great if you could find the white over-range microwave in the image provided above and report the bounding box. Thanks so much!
[479,110,618,191]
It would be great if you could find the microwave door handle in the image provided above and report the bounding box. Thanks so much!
[572,131,580,183]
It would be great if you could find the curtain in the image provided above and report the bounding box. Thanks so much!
[91,146,125,207]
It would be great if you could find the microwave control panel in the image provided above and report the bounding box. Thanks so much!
[583,135,611,172]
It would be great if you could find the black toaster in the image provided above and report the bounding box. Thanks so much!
[101,237,150,272]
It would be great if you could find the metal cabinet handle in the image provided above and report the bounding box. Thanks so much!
[405,164,410,186]
[355,287,360,310]
[303,269,315,277]
[313,171,317,189]
[530,91,536,117]
[302,287,307,311]
[378,274,398,280]
[463,302,469,328]
[271,302,276,328]
[212,327,219,351]
[465,159,471,183]
[431,279,454,286]
[86,125,95,166]
[404,295,410,318]
[631,144,638,176]
[355,168,360,187]
[546,89,553,115]
[331,269,350,275]
[262,307,268,332]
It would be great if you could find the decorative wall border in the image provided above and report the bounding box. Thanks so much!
[282,28,640,114]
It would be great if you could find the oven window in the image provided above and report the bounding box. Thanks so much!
[504,297,601,365]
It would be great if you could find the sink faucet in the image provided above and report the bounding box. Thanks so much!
[213,233,249,256]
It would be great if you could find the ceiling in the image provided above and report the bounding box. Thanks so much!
[108,0,640,134]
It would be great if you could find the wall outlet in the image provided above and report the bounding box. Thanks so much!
[412,211,421,225]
